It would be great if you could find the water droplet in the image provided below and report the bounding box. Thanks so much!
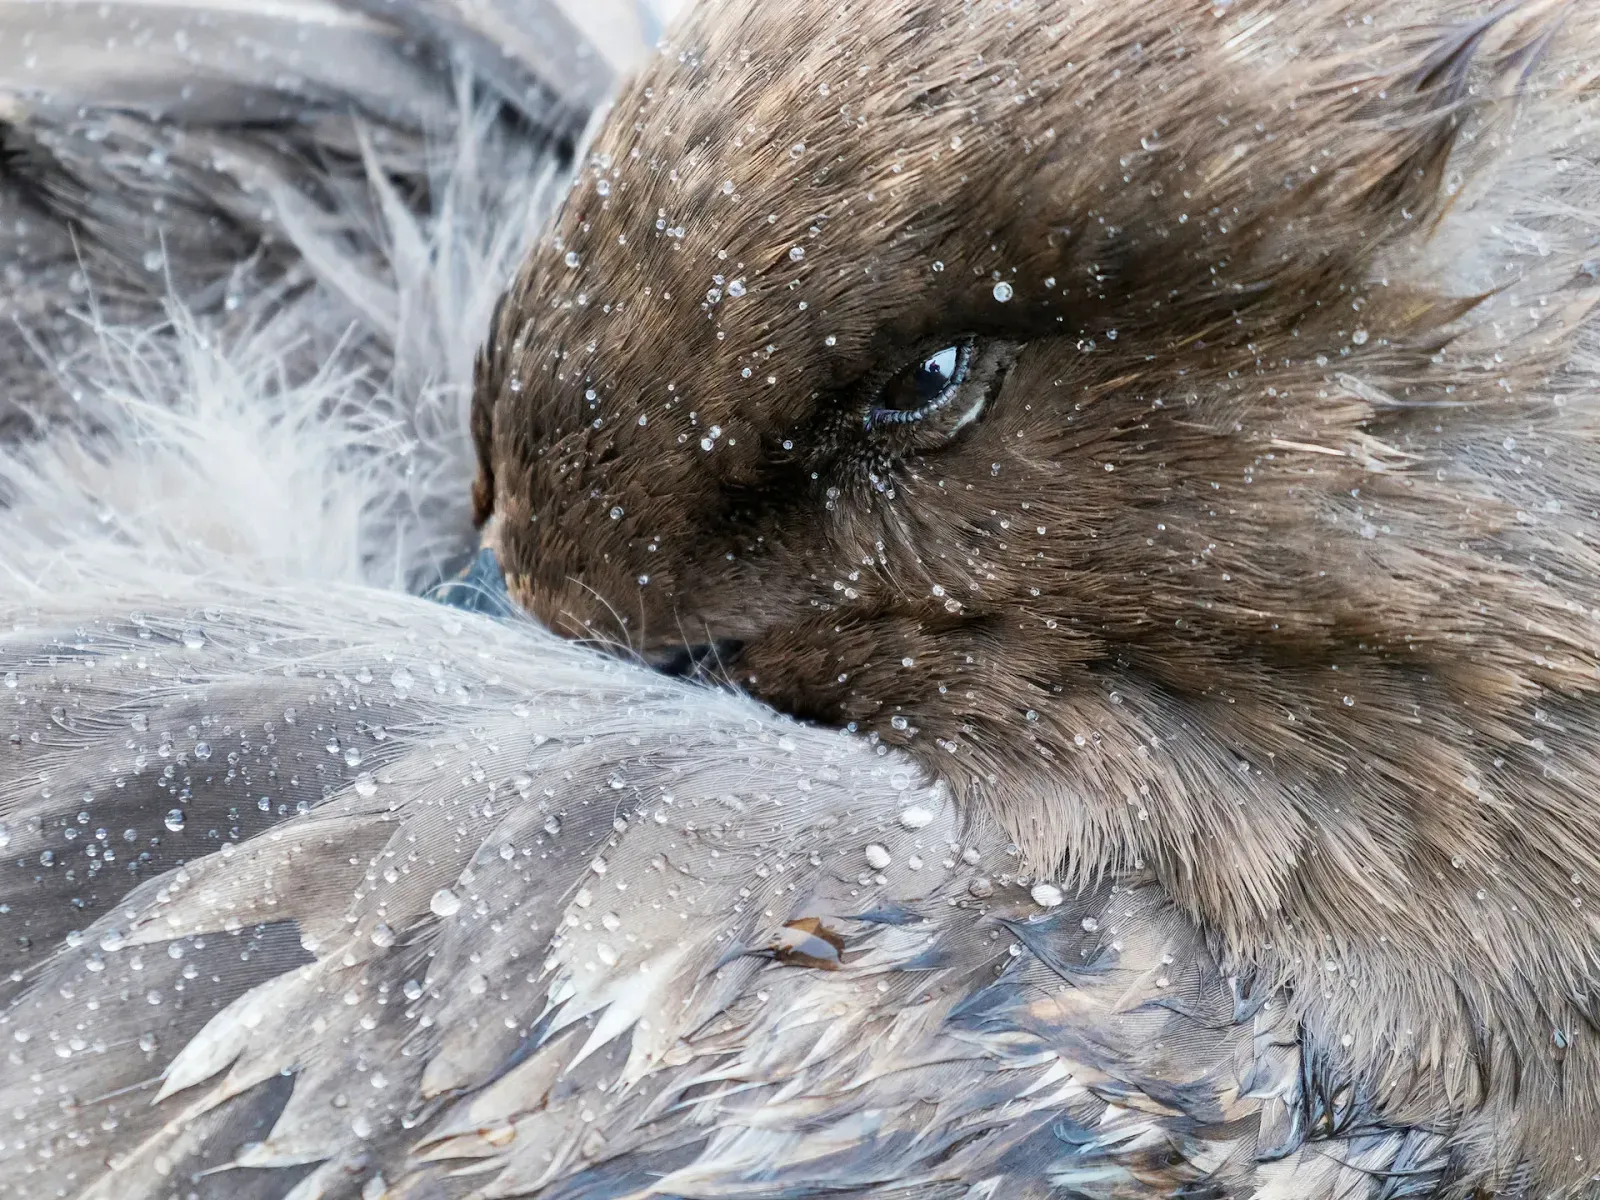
[390,667,415,691]
[1080,916,1100,932]
[727,279,746,298]
[163,808,185,832]
[898,805,934,830]
[429,888,462,918]
[564,251,581,268]
[992,281,1014,303]
[353,774,377,798]
[2,672,14,688]
[968,876,994,898]
[181,627,206,650]
[130,713,149,732]
[1031,882,1064,908]
[344,746,363,767]
[1351,329,1369,346]
[864,844,891,870]
[609,506,625,520]
[789,246,806,262]
[193,742,211,760]
[370,923,396,948]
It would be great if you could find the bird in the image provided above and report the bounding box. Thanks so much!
[468,0,1600,1192]
[1,2,1598,1200]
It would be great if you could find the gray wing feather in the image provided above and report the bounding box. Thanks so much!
[0,586,1452,1198]
[0,0,457,125]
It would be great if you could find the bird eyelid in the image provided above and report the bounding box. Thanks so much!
[865,339,977,429]
[861,337,1012,452]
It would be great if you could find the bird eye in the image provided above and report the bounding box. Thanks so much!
[867,341,977,430]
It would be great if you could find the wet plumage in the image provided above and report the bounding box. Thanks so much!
[2,0,1600,1196]
[0,585,1489,1200]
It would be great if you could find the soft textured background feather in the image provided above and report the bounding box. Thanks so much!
[0,0,1593,1196]
[0,0,678,497]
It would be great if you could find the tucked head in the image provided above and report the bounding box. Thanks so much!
[472,0,1600,977]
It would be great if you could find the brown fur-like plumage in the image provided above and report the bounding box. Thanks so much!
[476,0,1600,1189]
